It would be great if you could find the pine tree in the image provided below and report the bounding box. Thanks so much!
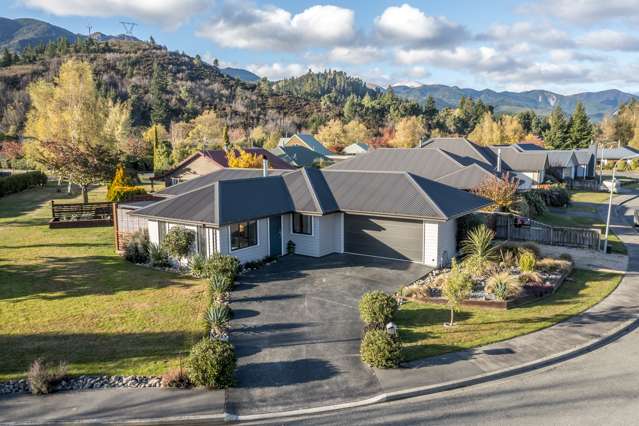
[150,62,169,126]
[543,106,570,149]
[569,102,593,148]
[1,48,13,67]
[222,124,230,149]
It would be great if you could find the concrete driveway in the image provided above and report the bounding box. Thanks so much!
[226,254,431,416]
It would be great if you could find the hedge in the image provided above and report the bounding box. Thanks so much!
[0,171,47,197]
[107,185,147,202]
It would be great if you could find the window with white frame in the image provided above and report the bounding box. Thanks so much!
[292,213,312,235]
[230,221,258,251]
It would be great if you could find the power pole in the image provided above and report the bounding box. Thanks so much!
[86,25,93,38]
[120,21,137,36]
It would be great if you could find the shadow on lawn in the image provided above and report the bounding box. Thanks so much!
[0,255,198,302]
[0,331,202,379]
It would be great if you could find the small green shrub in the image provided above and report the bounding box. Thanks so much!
[148,242,171,267]
[189,254,207,278]
[520,242,541,258]
[108,185,147,202]
[519,250,537,272]
[162,226,195,259]
[187,338,236,389]
[27,359,67,395]
[286,240,296,254]
[460,225,497,275]
[204,303,230,337]
[208,273,233,303]
[360,329,402,368]
[443,261,473,325]
[522,191,547,217]
[203,253,240,281]
[359,291,398,326]
[538,186,570,207]
[124,229,149,264]
[0,171,47,197]
[485,271,522,301]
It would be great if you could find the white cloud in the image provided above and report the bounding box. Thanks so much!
[197,4,355,51]
[579,30,639,51]
[246,63,319,80]
[327,46,383,65]
[478,21,574,48]
[21,0,206,29]
[396,46,520,73]
[523,0,639,24]
[374,3,467,47]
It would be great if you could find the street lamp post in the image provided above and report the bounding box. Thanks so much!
[603,155,633,253]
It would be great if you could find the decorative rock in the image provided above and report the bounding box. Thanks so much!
[0,375,164,395]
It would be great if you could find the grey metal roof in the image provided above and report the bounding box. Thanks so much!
[421,137,496,167]
[343,142,370,154]
[216,177,294,225]
[132,184,218,225]
[326,148,467,180]
[489,146,549,171]
[280,133,332,156]
[282,170,320,214]
[320,170,491,220]
[600,147,639,160]
[271,145,328,168]
[514,143,545,151]
[435,163,498,190]
[574,147,595,164]
[156,168,292,197]
[547,151,579,168]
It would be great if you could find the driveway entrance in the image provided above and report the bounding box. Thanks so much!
[226,254,431,415]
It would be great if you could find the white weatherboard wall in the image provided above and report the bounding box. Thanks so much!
[148,220,159,245]
[281,213,343,257]
[423,219,457,267]
[219,218,269,263]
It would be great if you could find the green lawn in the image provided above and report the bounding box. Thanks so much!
[0,182,205,380]
[397,270,622,361]
[536,190,627,255]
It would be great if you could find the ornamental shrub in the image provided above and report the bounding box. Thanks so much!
[108,185,147,202]
[187,338,236,389]
[125,229,149,264]
[522,191,547,217]
[148,242,170,267]
[485,271,522,301]
[203,253,240,281]
[162,226,195,259]
[519,250,537,272]
[189,254,207,278]
[360,329,402,368]
[358,291,398,326]
[0,171,47,197]
[27,358,68,395]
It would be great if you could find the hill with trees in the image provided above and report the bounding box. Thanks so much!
[0,17,78,51]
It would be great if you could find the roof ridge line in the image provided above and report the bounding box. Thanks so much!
[301,168,324,214]
[404,172,447,220]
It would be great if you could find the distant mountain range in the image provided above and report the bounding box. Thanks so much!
[0,17,139,51]
[389,84,637,121]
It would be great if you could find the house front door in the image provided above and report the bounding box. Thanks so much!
[269,216,282,256]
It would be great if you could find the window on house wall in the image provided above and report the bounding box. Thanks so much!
[292,213,312,235]
[230,221,258,251]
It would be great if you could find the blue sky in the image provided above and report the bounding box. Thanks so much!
[5,0,639,94]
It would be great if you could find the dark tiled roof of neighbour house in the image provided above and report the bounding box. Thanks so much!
[325,148,468,180]
[156,168,292,197]
[420,137,497,167]
[271,145,328,168]
[546,151,579,168]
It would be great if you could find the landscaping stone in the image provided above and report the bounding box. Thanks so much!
[0,375,163,396]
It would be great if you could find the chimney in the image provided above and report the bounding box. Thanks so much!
[497,148,502,173]
[262,155,269,177]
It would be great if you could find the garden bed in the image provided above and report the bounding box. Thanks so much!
[49,217,113,228]
[402,262,573,309]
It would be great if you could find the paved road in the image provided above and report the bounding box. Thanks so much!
[248,324,639,426]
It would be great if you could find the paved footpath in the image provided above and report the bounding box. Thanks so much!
[2,193,639,424]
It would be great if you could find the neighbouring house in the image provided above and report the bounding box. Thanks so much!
[343,142,371,155]
[513,143,597,179]
[599,146,639,166]
[270,145,330,168]
[278,133,333,156]
[156,148,294,187]
[326,147,498,190]
[546,150,579,180]
[573,147,597,178]
[126,166,491,267]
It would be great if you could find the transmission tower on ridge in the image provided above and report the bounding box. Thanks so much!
[120,21,137,36]
[86,24,93,38]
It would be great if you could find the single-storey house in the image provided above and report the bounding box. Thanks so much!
[279,133,333,156]
[270,145,330,168]
[156,148,294,187]
[514,143,597,179]
[343,142,371,155]
[599,146,639,166]
[546,150,579,180]
[128,166,491,267]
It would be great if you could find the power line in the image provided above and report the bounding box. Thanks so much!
[120,21,137,36]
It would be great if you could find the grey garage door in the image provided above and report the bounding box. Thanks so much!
[344,214,423,262]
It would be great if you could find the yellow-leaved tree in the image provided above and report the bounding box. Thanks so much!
[226,148,263,168]
[500,115,525,145]
[344,120,371,146]
[389,116,426,148]
[316,119,345,151]
[468,112,504,146]
[24,59,130,203]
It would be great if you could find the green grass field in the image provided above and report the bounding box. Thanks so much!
[397,270,622,361]
[0,183,206,380]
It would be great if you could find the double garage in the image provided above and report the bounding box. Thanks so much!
[343,214,425,263]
